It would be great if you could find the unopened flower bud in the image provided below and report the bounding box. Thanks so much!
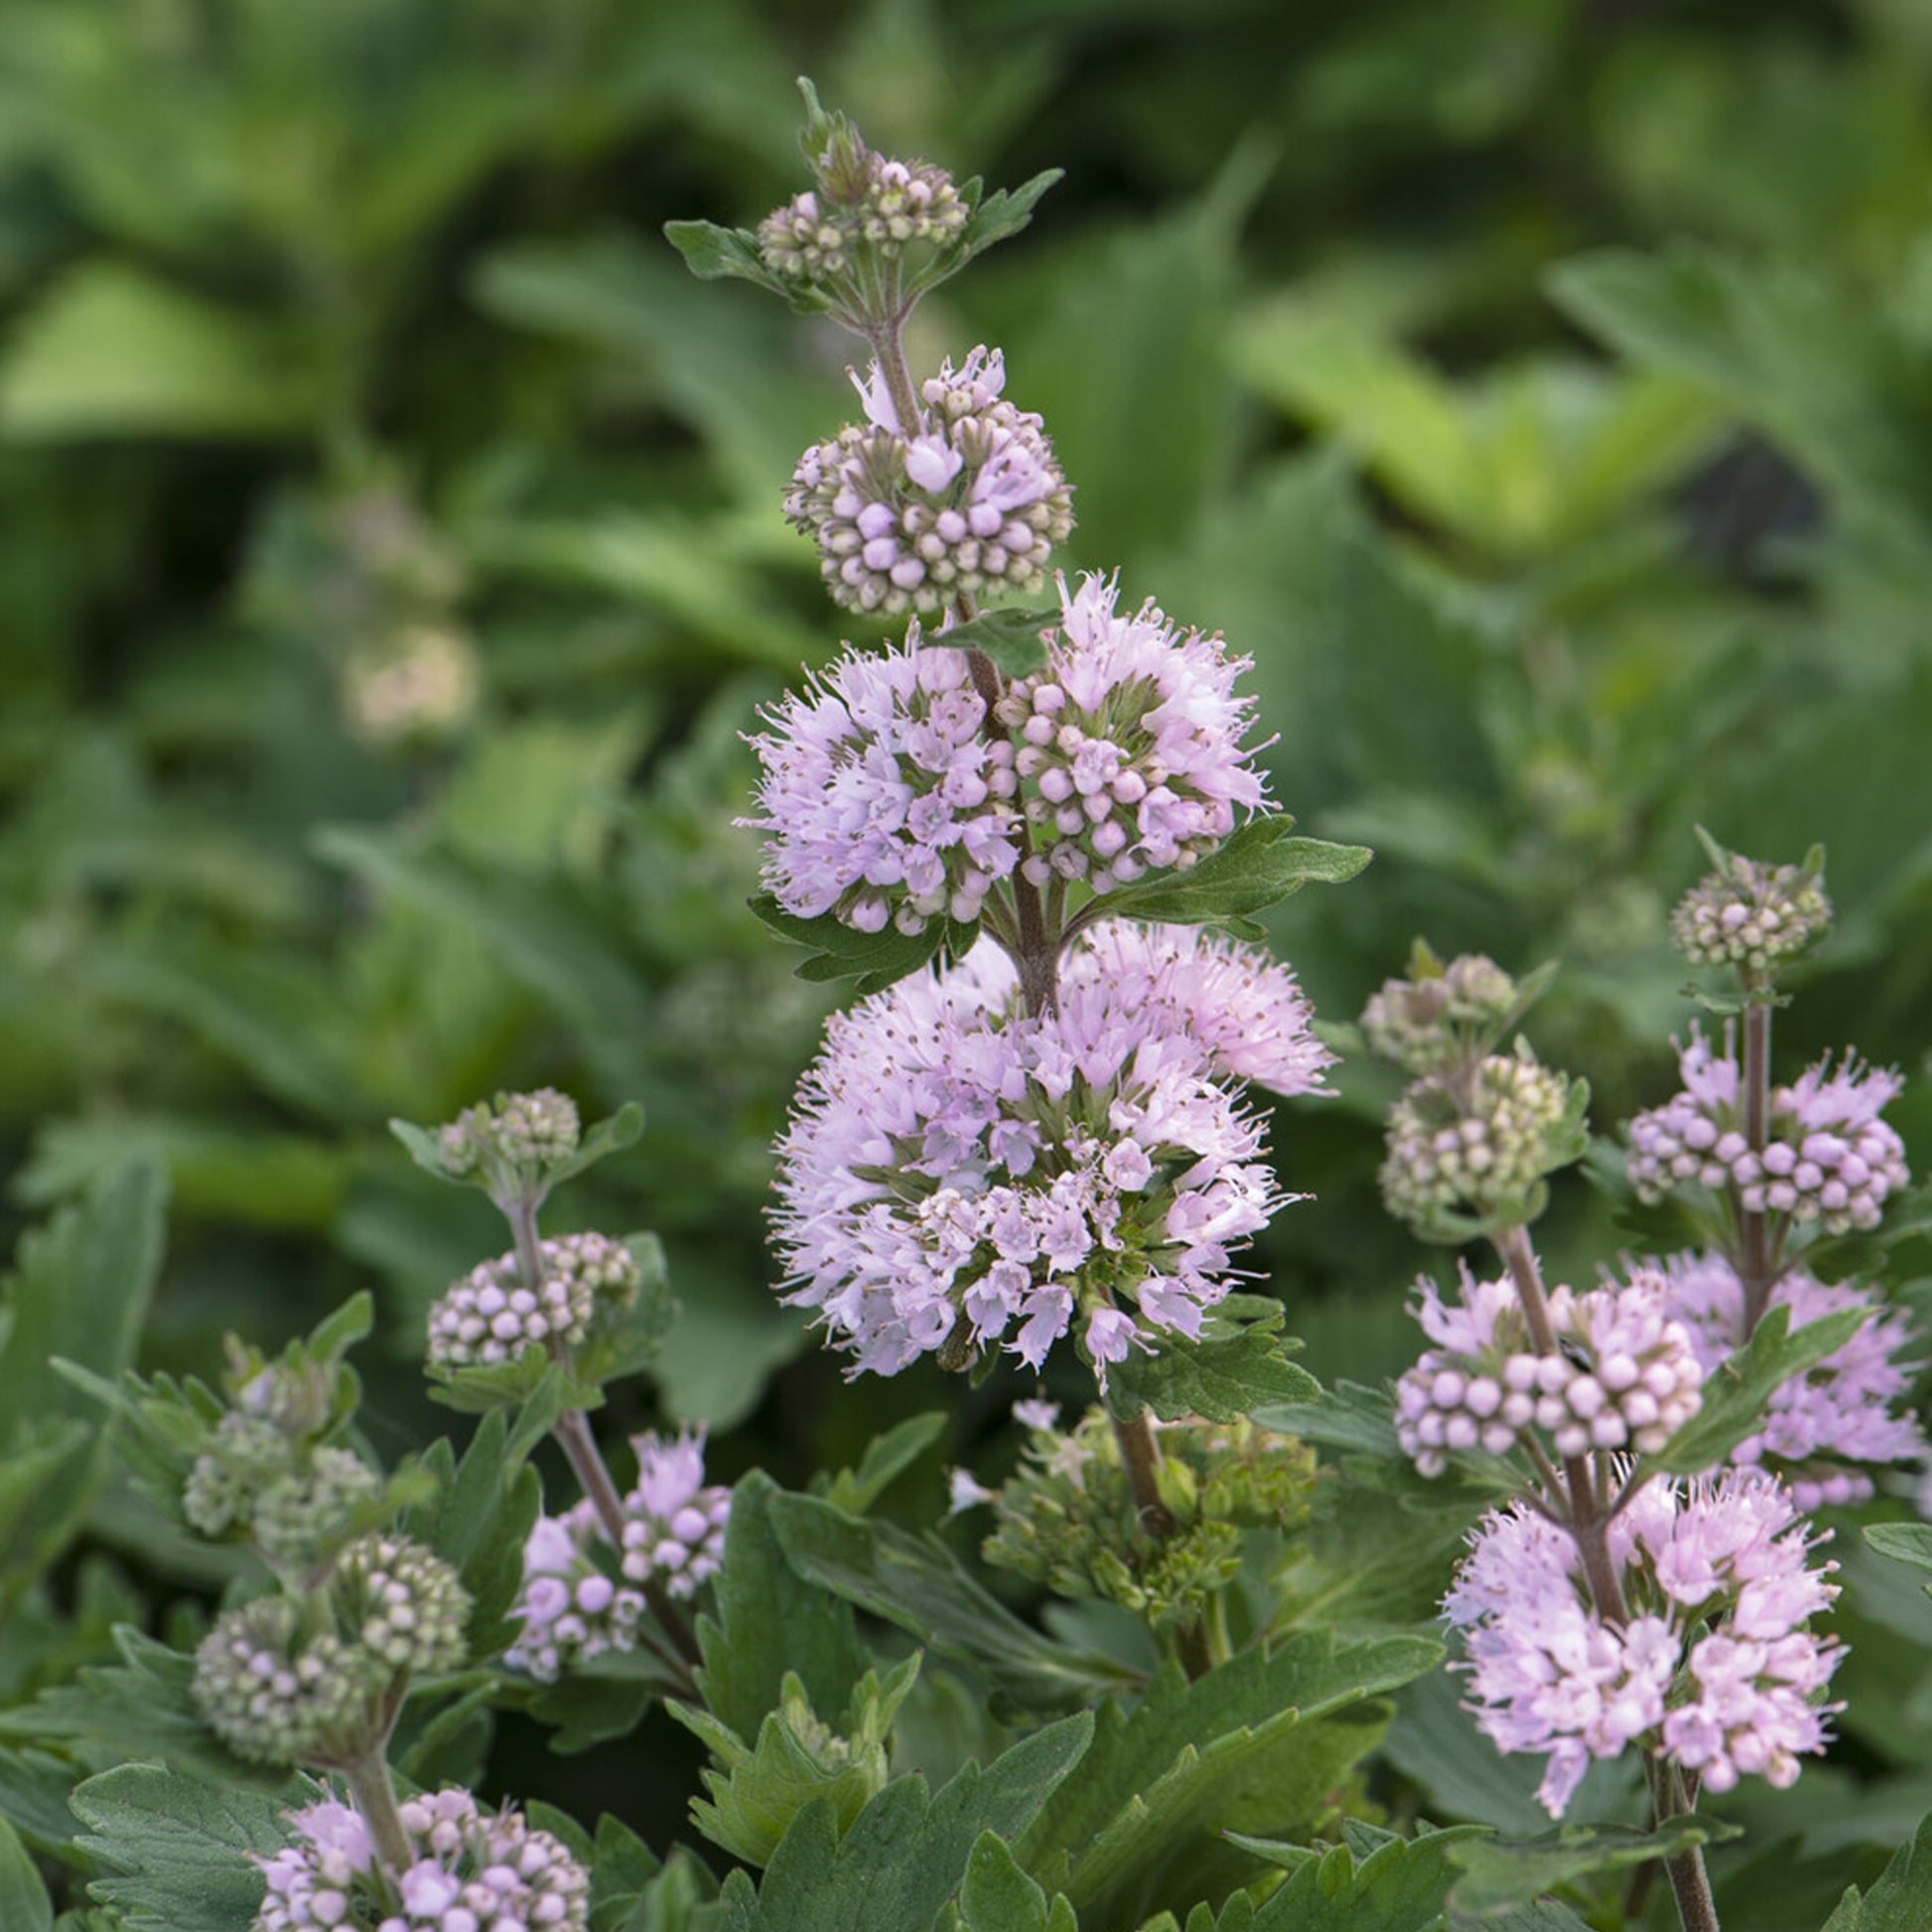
[253,1449,382,1575]
[333,1534,470,1676]
[1670,849,1830,971]
[1380,1054,1574,1229]
[1362,951,1519,1073]
[194,1599,386,1766]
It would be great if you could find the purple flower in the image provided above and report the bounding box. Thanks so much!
[745,633,1022,936]
[1446,1470,1842,1815]
[1628,1028,1908,1235]
[1000,576,1269,893]
[1658,1251,1925,1507]
[770,925,1317,1378]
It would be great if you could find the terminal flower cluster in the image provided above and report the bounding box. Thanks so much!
[1395,1267,1704,1476]
[784,350,1071,616]
[253,1792,589,1932]
[997,576,1268,892]
[772,924,1323,1379]
[439,1087,580,1175]
[1627,1029,1908,1235]
[426,1232,641,1371]
[1658,1251,1925,1508]
[1361,952,1519,1074]
[1379,1052,1573,1228]
[1669,852,1830,971]
[1446,1470,1843,1817]
[759,155,966,282]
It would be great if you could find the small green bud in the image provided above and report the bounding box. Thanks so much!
[192,1598,387,1766]
[1361,945,1523,1074]
[253,1449,382,1577]
[333,1533,470,1676]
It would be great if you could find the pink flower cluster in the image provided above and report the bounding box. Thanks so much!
[1447,1471,1842,1816]
[1627,1029,1908,1235]
[784,351,1072,616]
[426,1233,638,1372]
[772,924,1326,1378]
[759,155,966,280]
[1395,1267,1703,1476]
[1659,1252,1924,1508]
[745,636,1019,936]
[995,576,1269,893]
[508,1433,729,1681]
[254,1792,588,1931]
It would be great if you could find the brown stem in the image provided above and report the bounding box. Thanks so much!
[1738,982,1775,1333]
[1112,1410,1175,1539]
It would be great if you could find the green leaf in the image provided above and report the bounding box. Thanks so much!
[1017,1633,1441,1930]
[71,1763,321,1932]
[0,265,326,440]
[1446,1817,1732,1917]
[765,1492,1140,1710]
[695,1473,867,1746]
[662,220,796,301]
[935,605,1059,678]
[524,1669,658,1755]
[728,1715,1092,1932]
[747,894,977,997]
[944,169,1065,276]
[1823,1811,1932,1931]
[819,1413,946,1516]
[1094,819,1373,938]
[1252,1382,1401,1459]
[1651,1302,1868,1476]
[957,1831,1056,1932]
[1106,1305,1320,1424]
[546,1103,647,1188]
[1234,1822,1486,1931]
[0,1816,53,1932]
[1865,1523,1932,1608]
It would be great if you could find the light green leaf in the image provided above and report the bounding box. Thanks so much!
[0,264,324,440]
[1823,1811,1932,1931]
[1093,820,1372,939]
[1106,1304,1320,1425]
[1447,1817,1730,1916]
[820,1414,946,1516]
[0,1816,53,1932]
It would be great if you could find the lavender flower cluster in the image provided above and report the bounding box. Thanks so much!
[1447,1471,1843,1816]
[1395,1268,1704,1475]
[749,576,1270,935]
[507,1432,730,1681]
[1379,1052,1572,1226]
[772,922,1327,1378]
[254,1793,589,1932]
[784,353,1072,616]
[426,1232,640,1371]
[1669,854,1831,970]
[1627,1030,1909,1234]
[759,155,966,281]
[1660,1252,1925,1508]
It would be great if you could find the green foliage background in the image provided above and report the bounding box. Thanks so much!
[4,0,1932,1916]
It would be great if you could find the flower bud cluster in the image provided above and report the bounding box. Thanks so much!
[1379,1053,1574,1230]
[774,923,1324,1380]
[1446,1470,1842,1816]
[183,1407,379,1578]
[1360,952,1519,1074]
[426,1232,640,1371]
[784,351,1072,617]
[1658,1252,1925,1508]
[973,1406,1316,1628]
[253,1791,589,1932]
[250,1449,384,1576]
[1395,1268,1704,1476]
[1670,853,1830,970]
[745,635,1021,936]
[506,1431,730,1680]
[194,1535,469,1766]
[1627,1029,1908,1235]
[438,1088,580,1179]
[995,576,1268,893]
[759,155,966,282]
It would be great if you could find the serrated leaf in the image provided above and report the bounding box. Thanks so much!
[695,1473,867,1745]
[957,1830,1055,1932]
[1865,1523,1932,1607]
[1106,1313,1320,1425]
[1651,1303,1867,1475]
[71,1763,321,1932]
[662,220,791,298]
[764,1492,1140,1710]
[1016,1633,1440,1930]
[938,605,1059,678]
[820,1414,946,1516]
[1238,1823,1487,1931]
[546,1103,647,1188]
[1251,1382,1401,1459]
[1093,820,1372,935]
[1823,1810,1932,1931]
[0,1816,53,1932]
[1445,1817,1731,1916]
[946,170,1064,273]
[728,1715,1092,1932]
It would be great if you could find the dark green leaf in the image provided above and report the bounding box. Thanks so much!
[0,1816,53,1932]
[946,170,1065,274]
[819,1413,946,1516]
[545,1103,647,1188]
[937,605,1059,678]
[1094,820,1373,936]
[1106,1310,1320,1424]
[1252,1382,1402,1459]
[1651,1303,1867,1475]
[748,894,976,997]
[71,1764,320,1932]
[1446,1817,1731,1916]
[957,1830,1055,1932]
[1237,1822,1486,1931]
[766,1492,1141,1710]
[1823,1811,1932,1931]
[662,221,791,299]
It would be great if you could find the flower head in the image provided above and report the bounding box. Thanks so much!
[1361,951,1521,1074]
[785,348,1072,617]
[759,152,967,284]
[994,576,1270,893]
[1627,1030,1908,1235]
[1446,1470,1842,1815]
[1670,851,1830,971]
[194,1598,387,1766]
[619,1429,732,1601]
[254,1789,589,1931]
[772,925,1319,1378]
[426,1232,640,1372]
